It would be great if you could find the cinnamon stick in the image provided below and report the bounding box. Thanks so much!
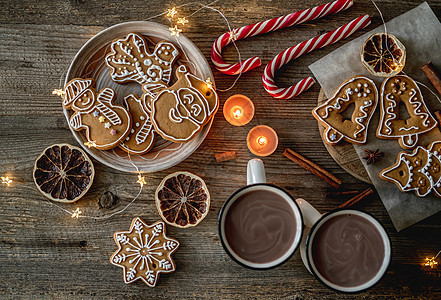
[326,190,360,198]
[421,62,441,96]
[215,151,237,162]
[338,188,373,208]
[283,148,341,188]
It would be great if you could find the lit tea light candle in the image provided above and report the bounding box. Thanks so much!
[223,94,254,126]
[247,125,278,156]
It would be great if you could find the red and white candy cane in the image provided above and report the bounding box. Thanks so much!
[211,0,354,75]
[262,15,371,99]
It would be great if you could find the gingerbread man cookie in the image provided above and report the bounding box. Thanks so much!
[376,75,437,149]
[120,94,155,155]
[110,217,179,287]
[312,76,378,145]
[105,33,180,85]
[380,141,441,198]
[145,65,219,143]
[63,78,132,150]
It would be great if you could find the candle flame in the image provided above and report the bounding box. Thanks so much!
[232,106,244,119]
[257,136,268,147]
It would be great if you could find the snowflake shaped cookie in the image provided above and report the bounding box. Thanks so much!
[110,217,179,287]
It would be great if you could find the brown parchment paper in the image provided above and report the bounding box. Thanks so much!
[309,2,441,231]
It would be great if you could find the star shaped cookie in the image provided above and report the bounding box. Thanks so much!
[110,217,179,287]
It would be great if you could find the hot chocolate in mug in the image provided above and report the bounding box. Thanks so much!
[218,159,391,293]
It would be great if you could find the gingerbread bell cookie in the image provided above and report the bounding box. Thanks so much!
[63,78,132,150]
[110,217,179,287]
[105,32,180,85]
[145,65,219,143]
[120,94,155,155]
[380,141,441,198]
[377,75,437,149]
[312,76,378,145]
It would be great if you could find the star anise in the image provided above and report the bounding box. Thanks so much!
[363,149,384,165]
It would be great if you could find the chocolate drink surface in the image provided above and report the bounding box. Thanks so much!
[311,213,385,287]
[224,189,297,264]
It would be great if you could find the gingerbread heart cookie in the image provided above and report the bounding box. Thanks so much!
[110,217,179,287]
[120,94,155,155]
[105,33,180,85]
[380,141,441,198]
[63,78,132,150]
[145,65,219,143]
[312,76,378,145]
[376,75,437,149]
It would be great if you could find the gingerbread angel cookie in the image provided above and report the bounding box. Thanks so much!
[120,94,155,155]
[110,217,179,287]
[377,75,437,149]
[145,65,219,143]
[312,76,378,145]
[380,141,441,198]
[63,78,132,150]
[105,33,180,85]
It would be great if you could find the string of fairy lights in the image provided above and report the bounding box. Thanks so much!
[1,1,440,268]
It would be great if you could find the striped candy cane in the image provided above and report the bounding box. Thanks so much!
[211,0,354,75]
[262,15,371,99]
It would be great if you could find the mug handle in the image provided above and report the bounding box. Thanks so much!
[247,158,267,185]
[296,198,322,274]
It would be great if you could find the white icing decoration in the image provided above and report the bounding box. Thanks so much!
[408,88,430,127]
[135,122,140,127]
[140,116,145,121]
[110,218,178,287]
[144,59,152,66]
[313,76,378,145]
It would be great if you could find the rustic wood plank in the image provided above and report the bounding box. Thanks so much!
[1,0,441,298]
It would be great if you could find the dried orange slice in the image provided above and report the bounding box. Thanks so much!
[361,33,406,77]
[155,171,210,228]
[33,144,94,203]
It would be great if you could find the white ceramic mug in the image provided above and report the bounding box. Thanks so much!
[219,159,391,293]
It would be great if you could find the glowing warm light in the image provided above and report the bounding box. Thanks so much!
[1,176,12,186]
[166,7,178,19]
[232,106,244,119]
[52,89,65,98]
[257,136,268,147]
[177,17,188,25]
[425,257,439,268]
[137,174,146,188]
[205,77,213,90]
[169,25,182,37]
[71,208,82,219]
[247,125,278,157]
[229,30,240,42]
[84,141,97,148]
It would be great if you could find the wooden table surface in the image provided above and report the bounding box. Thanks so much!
[1,0,440,298]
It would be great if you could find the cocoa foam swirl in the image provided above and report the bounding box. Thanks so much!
[224,190,297,264]
[311,213,385,287]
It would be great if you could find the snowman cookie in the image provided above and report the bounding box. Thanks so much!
[120,94,156,155]
[63,78,132,150]
[143,65,219,143]
[105,32,180,85]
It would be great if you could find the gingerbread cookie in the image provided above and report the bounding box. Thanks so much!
[145,65,219,143]
[105,33,180,85]
[377,75,437,149]
[63,78,132,150]
[120,94,155,155]
[110,217,179,287]
[380,141,441,198]
[312,76,378,145]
